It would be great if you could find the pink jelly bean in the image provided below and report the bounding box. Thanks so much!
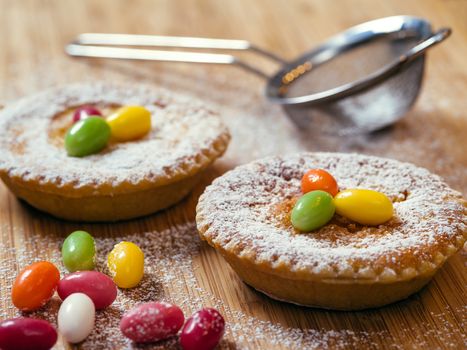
[120,302,184,343]
[57,271,117,310]
[0,317,57,350]
[180,308,225,350]
[72,105,102,122]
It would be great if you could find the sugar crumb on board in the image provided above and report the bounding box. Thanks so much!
[0,221,465,349]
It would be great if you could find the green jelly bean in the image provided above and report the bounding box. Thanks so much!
[291,190,335,232]
[62,230,96,272]
[65,117,110,157]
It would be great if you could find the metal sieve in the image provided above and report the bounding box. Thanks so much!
[66,15,450,134]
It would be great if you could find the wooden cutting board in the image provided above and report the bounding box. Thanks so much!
[0,0,465,349]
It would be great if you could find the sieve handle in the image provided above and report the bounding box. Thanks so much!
[65,33,287,79]
[401,28,451,62]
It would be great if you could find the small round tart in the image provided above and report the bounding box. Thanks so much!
[196,153,466,310]
[0,83,230,221]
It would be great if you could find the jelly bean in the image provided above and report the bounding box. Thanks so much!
[291,190,335,232]
[301,168,338,196]
[72,105,102,123]
[62,230,96,272]
[106,105,151,141]
[334,189,393,225]
[11,261,60,311]
[120,302,184,343]
[65,117,110,157]
[0,317,57,350]
[180,308,225,350]
[58,271,117,310]
[58,293,95,343]
[107,241,144,288]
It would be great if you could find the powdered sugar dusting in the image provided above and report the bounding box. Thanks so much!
[197,152,466,277]
[0,83,229,189]
[0,47,466,349]
[0,219,465,349]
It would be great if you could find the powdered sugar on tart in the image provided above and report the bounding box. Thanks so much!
[197,153,466,282]
[0,83,230,195]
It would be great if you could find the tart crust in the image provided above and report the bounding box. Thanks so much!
[0,83,230,221]
[196,153,466,310]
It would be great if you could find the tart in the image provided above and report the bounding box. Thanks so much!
[0,83,230,221]
[196,153,466,310]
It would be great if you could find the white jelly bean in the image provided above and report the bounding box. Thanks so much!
[58,293,95,343]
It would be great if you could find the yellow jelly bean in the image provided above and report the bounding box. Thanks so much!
[107,241,144,288]
[106,106,151,141]
[333,189,393,225]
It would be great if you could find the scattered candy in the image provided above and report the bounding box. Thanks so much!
[334,189,393,225]
[57,271,117,310]
[180,308,225,350]
[62,230,96,272]
[291,190,335,232]
[106,105,151,141]
[301,168,338,196]
[58,293,95,344]
[11,261,60,311]
[72,105,102,123]
[120,302,184,343]
[65,116,111,157]
[107,241,144,288]
[0,317,57,350]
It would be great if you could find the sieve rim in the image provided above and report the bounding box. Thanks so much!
[265,15,434,106]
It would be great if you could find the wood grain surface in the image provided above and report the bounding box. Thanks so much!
[0,1,466,349]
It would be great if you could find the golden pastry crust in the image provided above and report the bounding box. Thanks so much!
[196,153,466,309]
[0,83,230,221]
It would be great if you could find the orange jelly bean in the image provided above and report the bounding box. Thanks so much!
[11,261,60,312]
[301,169,339,197]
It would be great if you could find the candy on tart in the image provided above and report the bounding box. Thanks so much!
[196,152,466,310]
[0,83,230,221]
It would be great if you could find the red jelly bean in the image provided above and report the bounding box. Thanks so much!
[11,261,60,311]
[120,302,184,343]
[73,105,102,123]
[0,317,57,350]
[57,271,117,310]
[180,308,225,350]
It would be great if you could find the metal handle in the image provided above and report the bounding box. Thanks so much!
[65,33,286,79]
[401,28,451,63]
